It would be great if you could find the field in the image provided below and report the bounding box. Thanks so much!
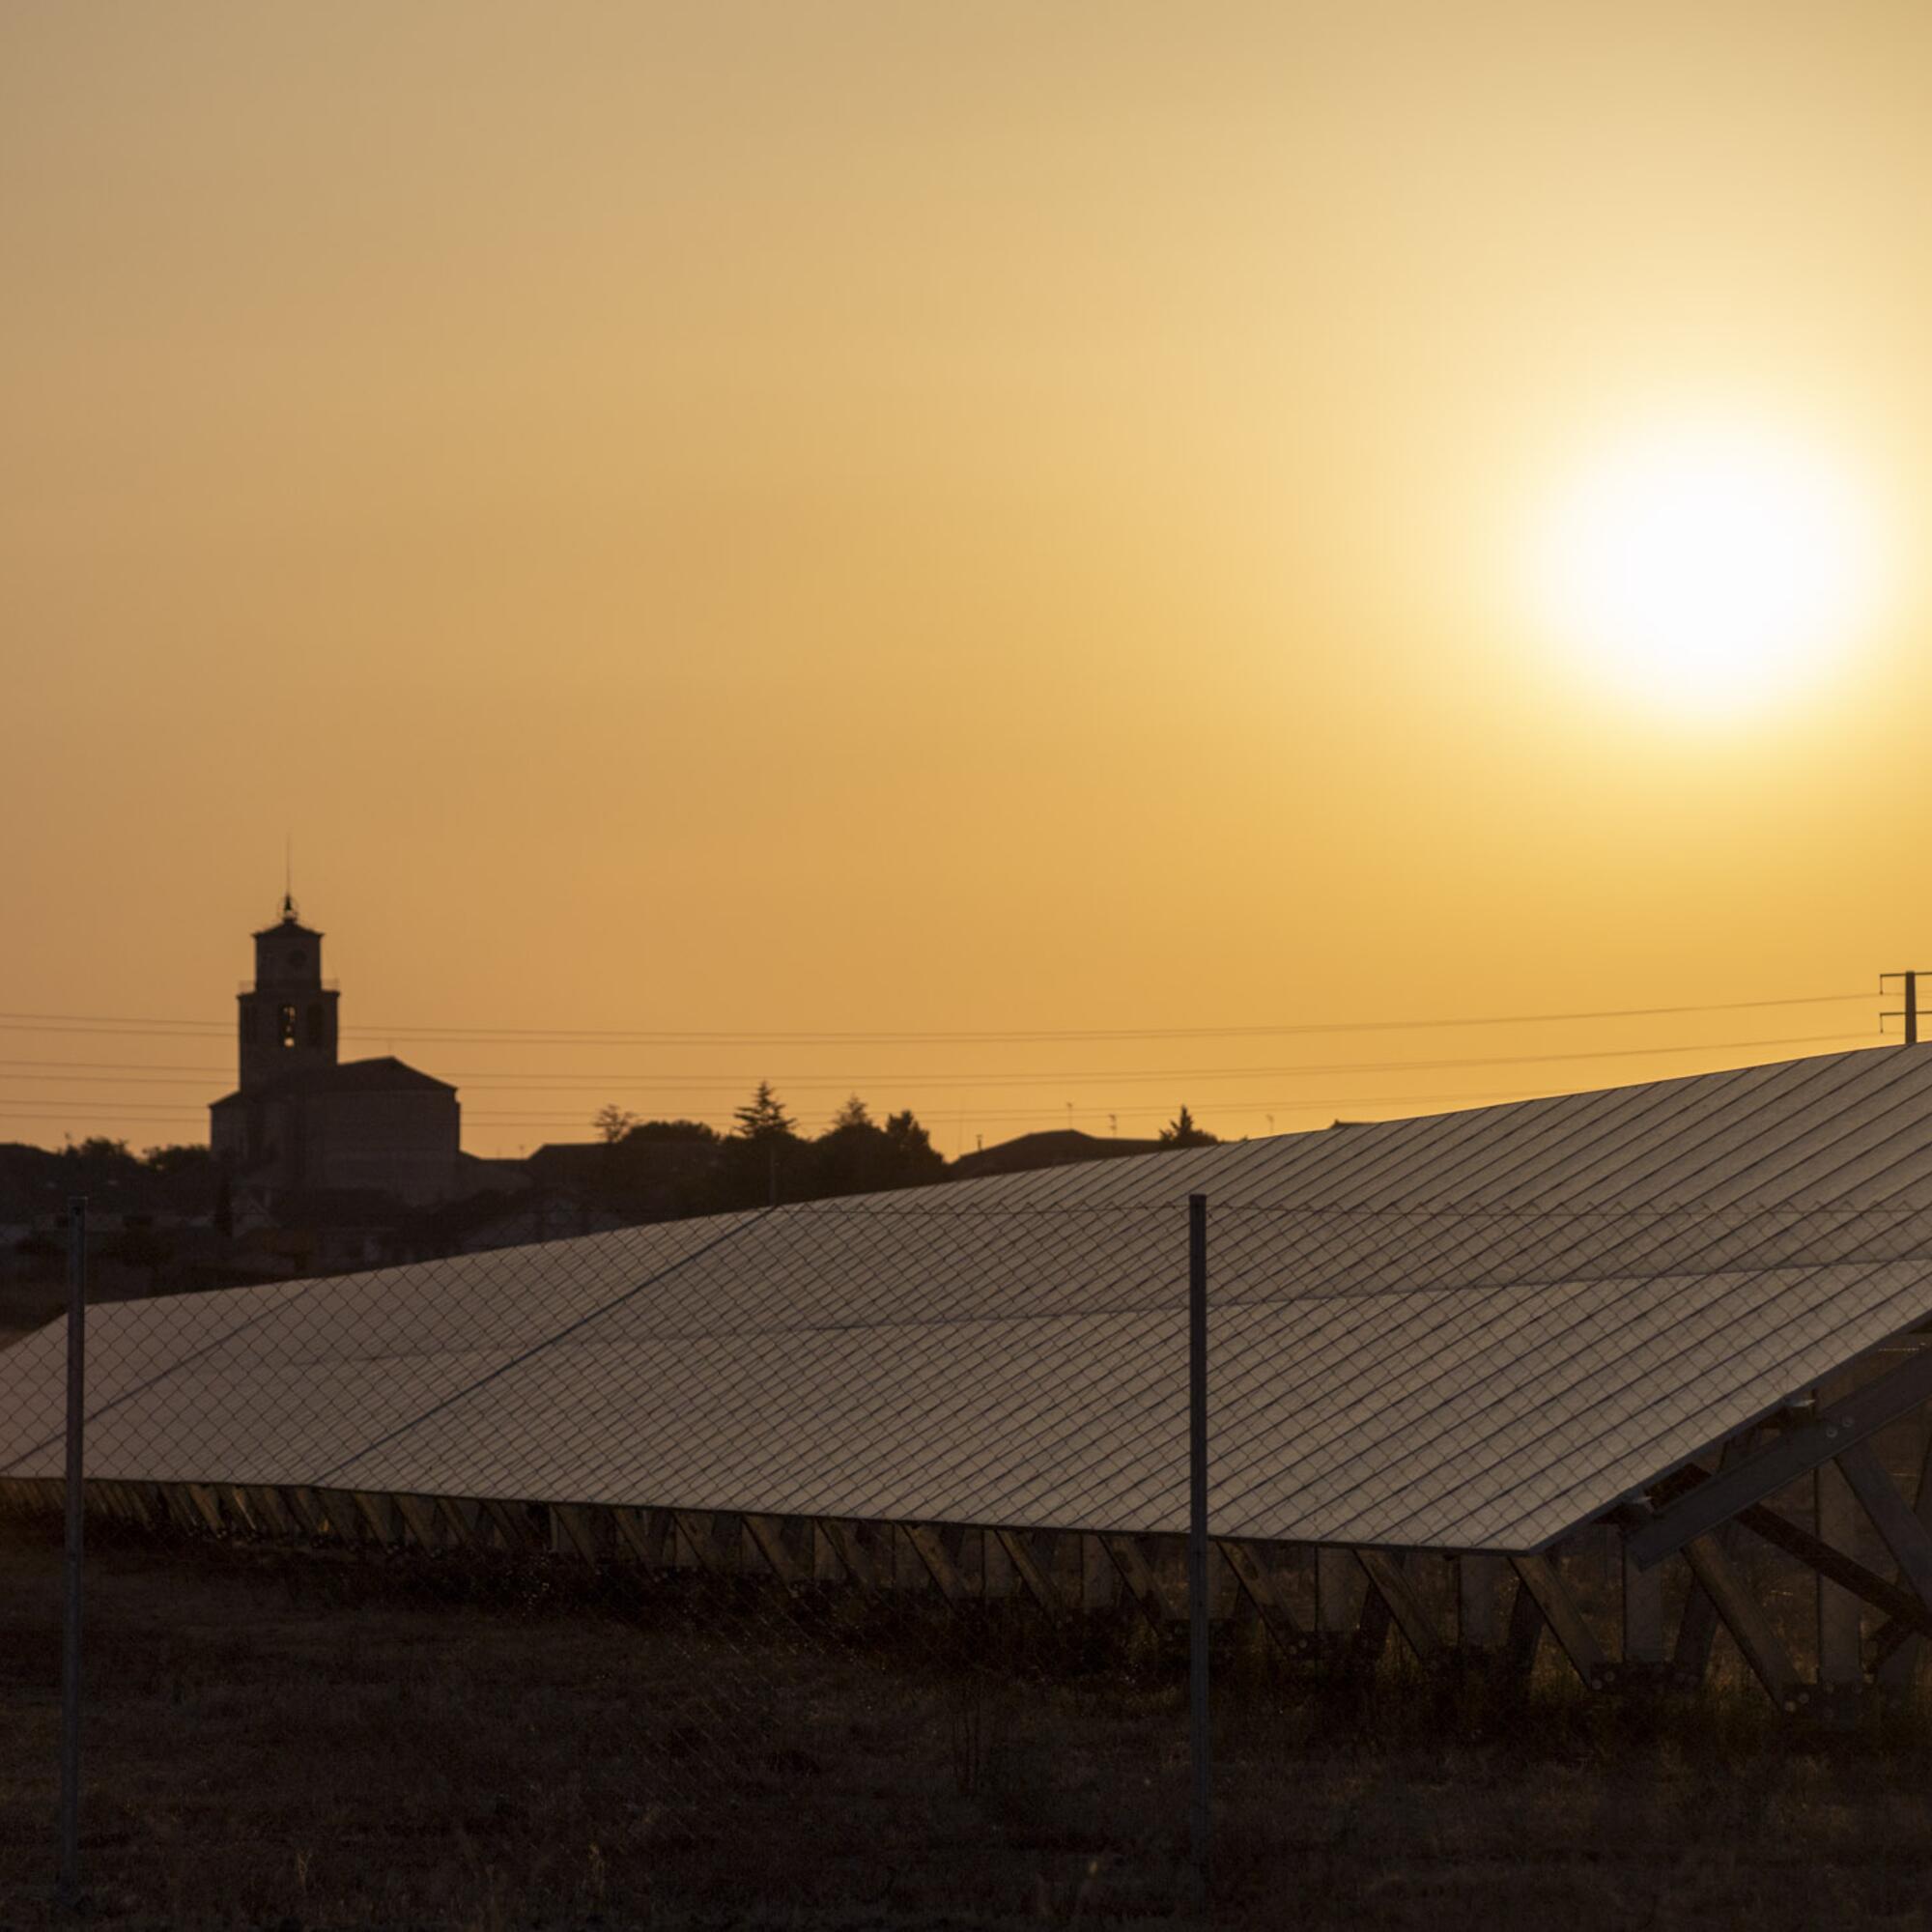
[8,1520,1932,1929]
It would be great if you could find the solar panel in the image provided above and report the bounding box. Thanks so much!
[6,1045,1932,1553]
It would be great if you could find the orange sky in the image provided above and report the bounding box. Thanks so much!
[4,1,1930,1158]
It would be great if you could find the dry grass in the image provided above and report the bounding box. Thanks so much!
[7,1520,1932,1929]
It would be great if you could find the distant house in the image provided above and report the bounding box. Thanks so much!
[949,1129,1166,1181]
[208,898,462,1206]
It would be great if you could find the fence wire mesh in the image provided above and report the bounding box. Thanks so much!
[8,1189,1932,1921]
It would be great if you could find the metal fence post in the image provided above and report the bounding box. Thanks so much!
[59,1195,86,1906]
[1187,1192,1209,1885]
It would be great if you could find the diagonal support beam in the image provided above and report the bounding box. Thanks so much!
[1734,1496,1932,1636]
[1660,1438,1756,1685]
[742,1513,806,1584]
[1350,1577,1395,1670]
[1509,1552,1611,1690]
[819,1519,881,1590]
[1355,1549,1440,1662]
[1217,1538,1314,1660]
[1682,1532,1808,1713]
[185,1484,228,1534]
[992,1527,1063,1614]
[611,1505,669,1567]
[477,1495,545,1553]
[551,1502,605,1563]
[1630,1347,1932,1569]
[1834,1440,1932,1617]
[280,1487,335,1538]
[1103,1532,1179,1628]
[392,1492,447,1551]
[671,1509,736,1573]
[1877,1428,1932,1689]
[1505,1566,1544,1684]
[902,1522,969,1602]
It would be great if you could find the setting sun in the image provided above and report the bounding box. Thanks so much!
[1531,419,1888,718]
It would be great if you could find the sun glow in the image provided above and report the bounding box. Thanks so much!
[1531,419,1887,718]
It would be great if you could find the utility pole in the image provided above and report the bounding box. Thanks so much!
[1186,1193,1211,1886]
[58,1198,86,1908]
[1882,972,1920,1046]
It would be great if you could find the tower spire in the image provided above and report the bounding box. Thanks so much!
[281,834,297,923]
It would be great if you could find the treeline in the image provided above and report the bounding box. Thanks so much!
[568,1088,1221,1222]
[1,1137,216,1218]
[576,1086,949,1218]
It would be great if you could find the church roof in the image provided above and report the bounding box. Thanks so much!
[210,1056,455,1109]
[251,892,324,942]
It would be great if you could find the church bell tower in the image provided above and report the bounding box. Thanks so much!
[237,895,341,1090]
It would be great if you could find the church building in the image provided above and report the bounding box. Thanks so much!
[209,898,462,1205]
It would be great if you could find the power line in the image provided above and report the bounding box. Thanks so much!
[0,1026,1879,1094]
[0,1059,1874,1136]
[438,1026,1876,1088]
[462,1081,1682,1126]
[0,988,1872,1048]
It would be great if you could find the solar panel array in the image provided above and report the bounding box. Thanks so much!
[6,1044,1932,1553]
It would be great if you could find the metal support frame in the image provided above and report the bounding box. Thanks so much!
[38,1331,1932,1729]
[1835,1440,1932,1613]
[476,1495,545,1554]
[551,1501,605,1564]
[1355,1548,1440,1662]
[612,1504,669,1567]
[1458,1552,1504,1651]
[1509,1552,1610,1690]
[1316,1546,1365,1640]
[820,1519,880,1590]
[1814,1400,1864,1690]
[1103,1532,1179,1627]
[742,1513,806,1584]
[1630,1348,1932,1568]
[1219,1538,1315,1659]
[1877,1427,1932,1690]
[904,1522,969,1601]
[1681,1532,1808,1712]
[1620,1526,1666,1665]
[394,1492,447,1551]
[1730,1495,1932,1634]
[1504,1565,1543,1684]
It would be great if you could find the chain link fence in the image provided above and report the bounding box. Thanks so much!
[8,1189,1932,1922]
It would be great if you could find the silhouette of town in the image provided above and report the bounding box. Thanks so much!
[0,897,1219,1322]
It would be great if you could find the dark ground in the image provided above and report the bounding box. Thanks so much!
[7,1521,1932,1929]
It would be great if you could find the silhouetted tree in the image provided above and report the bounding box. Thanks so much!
[810,1103,947,1198]
[881,1109,944,1181]
[722,1083,803,1208]
[140,1144,212,1175]
[1158,1105,1218,1149]
[621,1119,721,1145]
[733,1082,795,1141]
[594,1104,640,1145]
